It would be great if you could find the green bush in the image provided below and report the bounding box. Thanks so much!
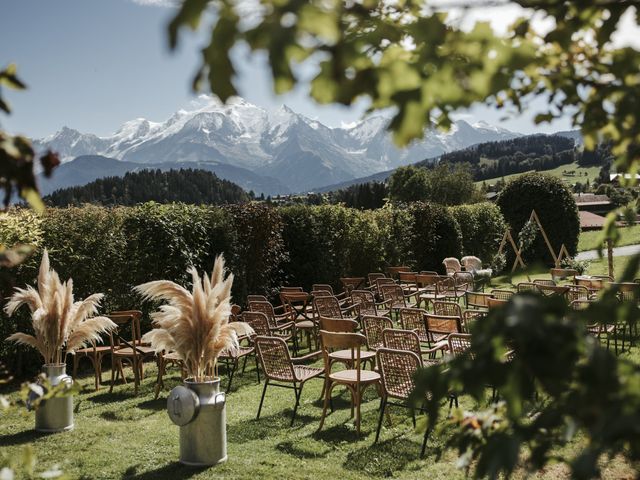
[496,173,580,265]
[450,203,507,261]
[408,202,462,273]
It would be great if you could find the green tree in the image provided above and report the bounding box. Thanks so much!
[388,165,430,203]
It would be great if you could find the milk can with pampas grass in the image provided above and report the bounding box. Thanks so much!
[136,255,252,466]
[4,250,117,432]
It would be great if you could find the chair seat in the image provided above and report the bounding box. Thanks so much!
[330,369,380,384]
[75,346,111,355]
[163,351,182,362]
[329,349,376,362]
[296,320,315,330]
[220,345,254,359]
[293,365,324,382]
[114,346,155,357]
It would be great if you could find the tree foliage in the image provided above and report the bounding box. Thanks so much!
[497,172,580,265]
[45,168,250,207]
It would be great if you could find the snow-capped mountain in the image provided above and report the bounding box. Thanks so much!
[33,96,521,194]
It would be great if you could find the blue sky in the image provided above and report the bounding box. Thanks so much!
[0,0,582,138]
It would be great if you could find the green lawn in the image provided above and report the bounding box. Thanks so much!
[1,335,639,479]
[477,162,601,187]
[579,225,640,252]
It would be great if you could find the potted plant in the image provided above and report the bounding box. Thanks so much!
[135,255,249,466]
[4,250,116,432]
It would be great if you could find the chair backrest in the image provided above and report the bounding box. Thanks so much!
[108,312,142,355]
[314,295,343,318]
[311,289,333,298]
[399,307,427,336]
[319,316,358,333]
[487,297,508,309]
[438,276,457,294]
[386,266,411,279]
[461,256,482,271]
[425,313,462,336]
[247,294,268,303]
[319,330,367,380]
[433,301,462,318]
[566,285,590,302]
[376,347,421,400]
[569,299,592,311]
[375,277,396,296]
[368,272,386,287]
[312,284,335,295]
[537,284,569,297]
[340,277,366,295]
[550,268,578,283]
[517,282,537,293]
[533,279,556,287]
[415,273,441,289]
[380,284,405,307]
[361,315,393,350]
[398,271,417,286]
[611,282,640,302]
[490,289,514,301]
[443,257,462,275]
[382,328,422,360]
[447,333,473,357]
[462,309,486,331]
[249,300,279,326]
[254,336,295,382]
[109,310,143,343]
[351,290,378,316]
[242,311,272,336]
[466,291,491,309]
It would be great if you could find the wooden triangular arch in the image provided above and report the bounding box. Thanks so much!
[497,228,526,273]
[556,244,571,267]
[528,209,559,266]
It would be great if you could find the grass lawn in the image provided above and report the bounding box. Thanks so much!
[579,225,640,252]
[2,333,639,479]
[476,162,600,187]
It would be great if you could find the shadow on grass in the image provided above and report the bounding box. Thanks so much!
[227,410,315,443]
[276,439,332,459]
[121,462,207,480]
[0,429,50,447]
[137,397,166,411]
[343,437,428,477]
[88,390,135,404]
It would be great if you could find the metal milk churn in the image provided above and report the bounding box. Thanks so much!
[167,378,227,466]
[34,363,74,432]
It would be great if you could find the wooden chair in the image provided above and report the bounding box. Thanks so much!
[249,299,291,327]
[374,277,396,299]
[487,297,508,309]
[438,276,467,303]
[382,328,443,365]
[319,317,376,369]
[350,290,391,317]
[255,336,324,426]
[566,285,591,303]
[433,301,462,318]
[313,295,357,319]
[550,268,578,283]
[517,282,538,293]
[398,271,419,293]
[380,284,419,314]
[242,310,295,345]
[72,338,112,391]
[462,309,487,332]
[490,289,514,301]
[537,284,570,297]
[154,351,186,399]
[361,315,393,351]
[386,266,411,279]
[218,340,260,394]
[318,330,381,435]
[375,347,433,457]
[424,313,463,348]
[533,279,556,287]
[312,284,348,302]
[281,292,316,351]
[399,307,429,344]
[340,277,367,296]
[466,291,492,310]
[367,273,386,288]
[108,312,155,395]
[416,274,448,309]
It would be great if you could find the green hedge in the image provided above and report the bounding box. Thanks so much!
[0,201,504,375]
[449,203,507,261]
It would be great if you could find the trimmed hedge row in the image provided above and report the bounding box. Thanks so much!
[0,201,504,374]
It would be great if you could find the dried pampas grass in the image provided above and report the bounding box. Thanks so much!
[136,254,241,382]
[4,250,117,365]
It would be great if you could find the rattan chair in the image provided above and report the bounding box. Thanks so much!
[398,271,419,293]
[443,257,463,275]
[362,315,394,351]
[380,284,419,313]
[565,285,591,303]
[375,347,433,457]
[438,276,467,303]
[462,309,487,332]
[533,279,556,287]
[399,307,429,344]
[368,272,387,288]
[340,277,367,295]
[425,313,462,347]
[318,330,381,435]
[312,284,348,302]
[254,336,324,425]
[374,277,396,299]
[490,289,514,301]
[537,284,570,297]
[517,282,537,293]
[487,297,508,309]
[382,328,443,365]
[386,266,411,279]
[433,301,462,318]
[550,268,578,283]
[351,290,392,317]
[313,295,357,319]
[72,335,112,390]
[416,274,448,309]
[465,291,492,310]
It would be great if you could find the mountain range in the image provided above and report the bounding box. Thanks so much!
[33,97,522,195]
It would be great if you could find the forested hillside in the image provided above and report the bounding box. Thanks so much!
[45,168,250,206]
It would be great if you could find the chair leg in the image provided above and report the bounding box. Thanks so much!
[355,386,361,435]
[226,360,237,394]
[318,381,335,432]
[421,423,432,458]
[375,396,386,443]
[257,379,269,420]
[241,354,249,374]
[254,355,261,383]
[291,383,303,426]
[72,355,79,381]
